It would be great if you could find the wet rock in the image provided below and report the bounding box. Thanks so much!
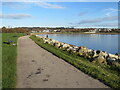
[96,50,101,54]
[66,46,73,51]
[61,43,71,51]
[79,46,89,53]
[92,50,108,59]
[44,40,49,43]
[79,52,84,56]
[92,56,107,64]
[106,57,116,64]
[78,46,90,57]
[100,51,108,58]
[84,53,92,59]
[108,54,118,60]
[55,42,62,48]
[62,43,70,48]
[92,50,99,58]
[72,46,79,53]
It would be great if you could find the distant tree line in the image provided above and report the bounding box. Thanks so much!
[0,27,29,33]
[99,29,120,33]
[1,27,120,33]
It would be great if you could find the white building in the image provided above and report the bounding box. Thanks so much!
[43,29,50,32]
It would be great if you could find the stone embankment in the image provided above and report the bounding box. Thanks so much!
[36,35,120,66]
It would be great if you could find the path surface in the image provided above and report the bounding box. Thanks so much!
[17,36,109,88]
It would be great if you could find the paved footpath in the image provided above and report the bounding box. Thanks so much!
[17,36,109,88]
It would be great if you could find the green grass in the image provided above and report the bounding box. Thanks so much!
[0,33,2,89]
[30,35,120,89]
[2,33,24,88]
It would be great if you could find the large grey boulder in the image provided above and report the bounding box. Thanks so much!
[66,46,73,51]
[108,53,118,60]
[44,39,49,43]
[92,50,108,59]
[107,57,116,64]
[92,56,107,64]
[78,46,90,56]
[72,46,79,53]
[62,43,70,49]
[55,42,63,48]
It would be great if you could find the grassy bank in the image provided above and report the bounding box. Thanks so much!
[0,33,2,89]
[30,35,120,89]
[2,33,24,88]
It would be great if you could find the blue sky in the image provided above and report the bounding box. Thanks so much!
[0,2,119,28]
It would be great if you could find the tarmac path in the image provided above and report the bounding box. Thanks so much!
[17,36,109,88]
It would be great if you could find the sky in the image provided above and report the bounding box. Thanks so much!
[0,1,119,28]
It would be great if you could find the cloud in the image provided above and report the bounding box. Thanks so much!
[70,22,118,28]
[33,2,64,9]
[2,2,64,9]
[78,16,117,24]
[93,22,118,27]
[69,15,118,27]
[104,8,119,16]
[0,14,32,19]
[78,12,87,16]
[3,2,31,10]
[2,2,30,10]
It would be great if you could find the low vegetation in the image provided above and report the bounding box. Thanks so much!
[1,27,29,33]
[30,35,120,89]
[2,33,24,88]
[0,33,2,89]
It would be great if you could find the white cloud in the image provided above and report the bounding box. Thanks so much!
[70,22,118,28]
[0,14,32,19]
[69,15,118,27]
[104,8,119,16]
[2,2,30,10]
[78,16,117,24]
[93,22,118,27]
[2,2,64,9]
[33,2,64,9]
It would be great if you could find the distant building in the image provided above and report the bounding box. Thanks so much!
[53,29,61,32]
[31,30,38,33]
[95,28,112,32]
[43,29,50,32]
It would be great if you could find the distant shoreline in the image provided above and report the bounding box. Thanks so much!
[31,32,120,35]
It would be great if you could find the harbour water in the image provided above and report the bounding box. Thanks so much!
[39,34,119,54]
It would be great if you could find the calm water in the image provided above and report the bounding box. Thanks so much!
[39,34,119,54]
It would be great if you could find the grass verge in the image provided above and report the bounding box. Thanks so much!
[2,33,24,88]
[30,35,120,89]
